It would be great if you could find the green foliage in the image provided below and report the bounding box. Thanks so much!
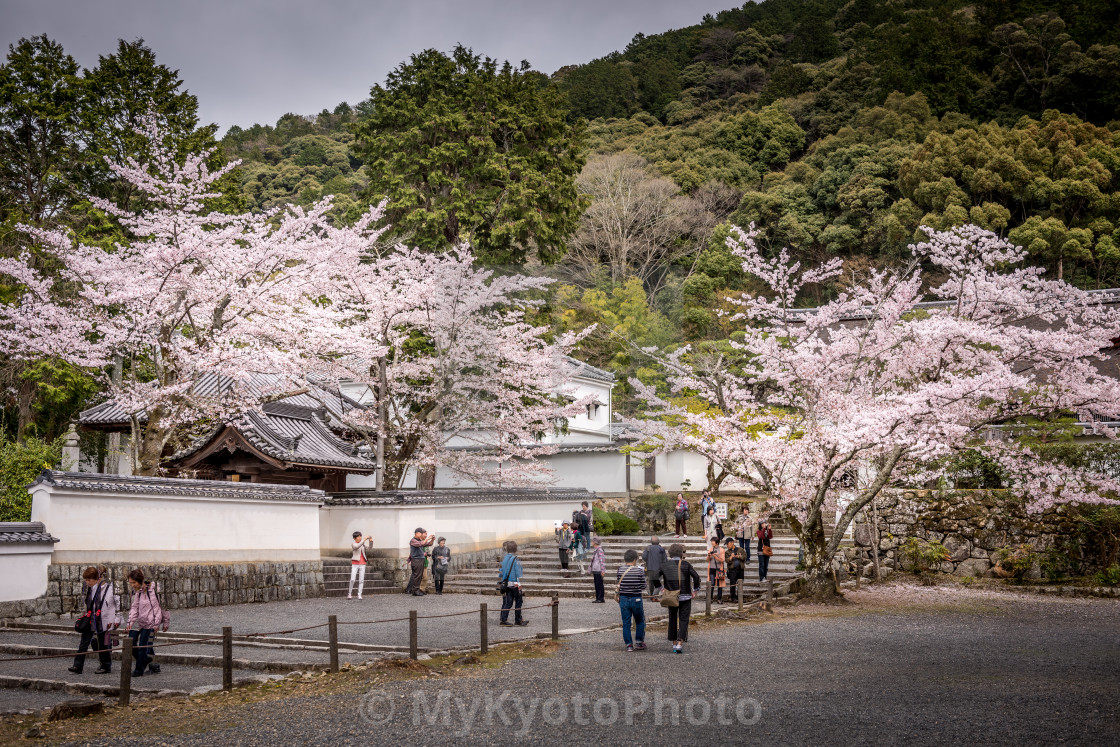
[0,437,60,521]
[591,506,641,536]
[901,537,950,581]
[1095,565,1120,587]
[609,511,641,535]
[993,544,1039,579]
[352,45,586,265]
[591,506,613,536]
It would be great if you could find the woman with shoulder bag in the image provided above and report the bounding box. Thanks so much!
[757,520,774,582]
[658,544,702,654]
[69,566,117,675]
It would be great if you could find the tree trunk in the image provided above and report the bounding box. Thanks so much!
[16,376,35,444]
[135,408,171,476]
[796,511,841,599]
[869,499,882,582]
[375,357,388,491]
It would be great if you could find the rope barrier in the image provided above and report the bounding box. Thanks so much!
[0,598,560,663]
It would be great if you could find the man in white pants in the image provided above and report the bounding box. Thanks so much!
[349,531,374,599]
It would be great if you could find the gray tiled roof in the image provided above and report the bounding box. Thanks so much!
[0,522,58,544]
[169,402,376,472]
[327,487,595,506]
[28,471,327,503]
[564,356,616,383]
[79,373,364,427]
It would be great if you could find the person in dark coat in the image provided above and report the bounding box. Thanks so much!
[658,543,702,654]
[725,537,745,602]
[642,536,668,598]
[757,520,773,582]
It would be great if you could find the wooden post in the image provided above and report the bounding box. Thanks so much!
[118,635,133,706]
[705,583,712,617]
[222,626,233,691]
[480,603,488,654]
[738,581,744,612]
[328,615,339,674]
[408,610,418,660]
[767,578,774,601]
[551,592,559,640]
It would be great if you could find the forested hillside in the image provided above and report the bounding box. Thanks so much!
[3,0,1120,446]
[215,0,1120,398]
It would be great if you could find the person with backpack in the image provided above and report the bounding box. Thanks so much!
[125,569,170,677]
[673,493,689,538]
[498,540,528,627]
[349,531,374,600]
[616,549,647,652]
[642,536,668,599]
[590,538,606,603]
[69,566,119,675]
[431,537,451,594]
[700,490,715,517]
[574,505,592,554]
[658,544,702,654]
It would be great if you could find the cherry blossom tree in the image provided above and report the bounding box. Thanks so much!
[310,245,593,490]
[0,119,383,475]
[630,223,1120,598]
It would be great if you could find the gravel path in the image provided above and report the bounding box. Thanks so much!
[75,584,1120,746]
[166,591,631,649]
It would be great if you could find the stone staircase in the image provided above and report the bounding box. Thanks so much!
[438,529,802,600]
[321,558,399,597]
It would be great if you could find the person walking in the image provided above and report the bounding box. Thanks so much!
[659,544,702,654]
[673,493,689,538]
[405,527,435,596]
[573,507,592,555]
[707,537,726,604]
[69,566,119,675]
[556,522,574,576]
[702,506,722,545]
[616,549,646,652]
[431,537,451,594]
[581,501,595,536]
[125,569,169,678]
[757,520,774,582]
[498,540,528,627]
[724,537,745,602]
[349,531,373,600]
[590,538,606,603]
[642,536,667,599]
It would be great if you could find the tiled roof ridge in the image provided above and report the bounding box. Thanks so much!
[327,486,595,506]
[0,521,59,544]
[28,471,326,502]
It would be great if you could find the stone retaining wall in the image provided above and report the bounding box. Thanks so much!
[858,489,1070,578]
[0,561,325,622]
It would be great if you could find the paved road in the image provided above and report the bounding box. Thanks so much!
[75,586,1120,746]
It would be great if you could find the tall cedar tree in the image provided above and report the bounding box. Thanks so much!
[352,45,586,265]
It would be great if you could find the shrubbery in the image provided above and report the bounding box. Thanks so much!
[0,437,61,521]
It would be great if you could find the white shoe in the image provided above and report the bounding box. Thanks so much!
[357,596,363,600]
[347,595,352,600]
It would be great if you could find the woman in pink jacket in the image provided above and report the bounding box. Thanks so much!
[126,569,170,677]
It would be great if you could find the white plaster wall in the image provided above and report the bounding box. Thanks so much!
[0,545,53,601]
[321,499,586,558]
[30,486,322,564]
[539,452,627,492]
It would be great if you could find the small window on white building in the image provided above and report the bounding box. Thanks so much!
[587,402,600,420]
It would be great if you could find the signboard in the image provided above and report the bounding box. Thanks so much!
[715,502,728,520]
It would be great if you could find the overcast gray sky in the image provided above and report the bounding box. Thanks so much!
[1,0,735,133]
